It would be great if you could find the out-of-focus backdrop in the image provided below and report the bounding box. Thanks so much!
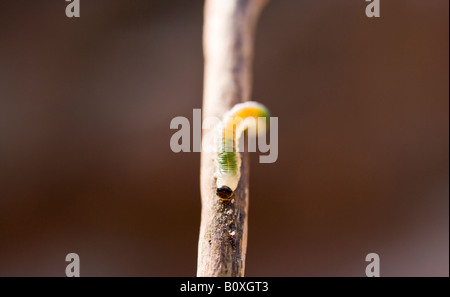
[0,0,448,276]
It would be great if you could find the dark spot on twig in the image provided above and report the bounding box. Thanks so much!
[229,234,237,250]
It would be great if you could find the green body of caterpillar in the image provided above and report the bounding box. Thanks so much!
[215,101,270,200]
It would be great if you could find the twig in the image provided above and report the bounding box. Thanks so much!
[197,0,268,277]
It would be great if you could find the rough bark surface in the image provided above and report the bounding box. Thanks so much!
[197,0,268,277]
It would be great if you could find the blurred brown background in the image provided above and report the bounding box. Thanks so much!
[0,0,448,276]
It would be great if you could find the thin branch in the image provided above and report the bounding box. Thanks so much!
[197,0,268,277]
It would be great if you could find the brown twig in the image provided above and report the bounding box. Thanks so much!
[197,0,268,277]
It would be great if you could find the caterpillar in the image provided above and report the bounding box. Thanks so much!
[215,101,270,200]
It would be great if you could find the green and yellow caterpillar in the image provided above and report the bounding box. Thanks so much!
[215,101,270,200]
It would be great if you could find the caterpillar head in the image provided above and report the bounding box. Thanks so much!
[216,186,233,200]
